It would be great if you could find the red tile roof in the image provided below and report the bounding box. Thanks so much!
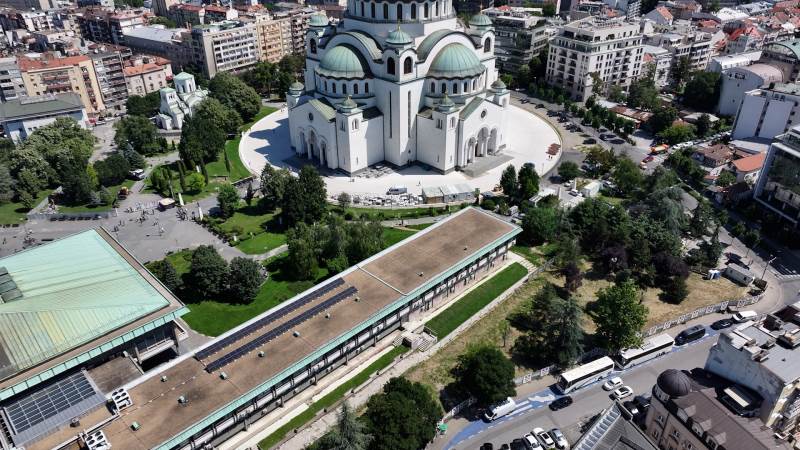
[17,54,89,71]
[732,152,766,173]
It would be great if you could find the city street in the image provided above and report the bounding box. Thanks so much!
[444,335,718,449]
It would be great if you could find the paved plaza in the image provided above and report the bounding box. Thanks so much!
[238,105,562,198]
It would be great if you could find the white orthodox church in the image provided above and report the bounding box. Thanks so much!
[157,72,208,130]
[286,2,510,174]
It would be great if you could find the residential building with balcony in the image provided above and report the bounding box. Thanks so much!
[754,126,800,228]
[0,57,26,102]
[249,12,294,63]
[89,44,131,113]
[732,83,800,140]
[483,7,549,74]
[123,56,172,96]
[271,6,316,54]
[17,53,106,115]
[545,16,643,101]
[78,8,146,45]
[188,20,260,78]
[122,26,193,70]
[705,305,800,436]
[643,44,671,87]
[647,30,713,73]
[0,9,55,33]
[168,3,238,27]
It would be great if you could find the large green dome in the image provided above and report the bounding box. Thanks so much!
[317,45,369,79]
[428,43,485,79]
[469,13,493,28]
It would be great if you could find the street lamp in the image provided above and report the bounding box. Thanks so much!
[762,255,777,280]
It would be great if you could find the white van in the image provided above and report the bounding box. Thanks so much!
[484,397,517,421]
[387,186,407,195]
[733,310,758,323]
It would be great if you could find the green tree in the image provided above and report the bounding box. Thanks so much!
[149,259,182,292]
[648,106,678,134]
[716,170,736,187]
[15,167,43,202]
[93,152,131,187]
[316,402,372,450]
[627,76,660,111]
[227,257,264,303]
[217,184,240,219]
[542,2,556,15]
[670,56,692,88]
[695,113,712,138]
[453,345,516,407]
[180,98,240,165]
[364,378,442,450]
[60,159,94,204]
[344,220,385,263]
[114,115,161,155]
[689,201,713,236]
[742,228,760,248]
[209,72,262,122]
[188,245,229,298]
[516,162,539,202]
[683,72,721,112]
[612,157,643,196]
[558,161,581,182]
[521,205,559,245]
[607,84,627,103]
[259,164,291,206]
[0,164,14,204]
[185,172,206,193]
[337,192,352,210]
[125,92,160,117]
[120,143,146,169]
[662,273,689,303]
[548,297,584,368]
[593,279,648,351]
[149,16,177,27]
[562,261,583,292]
[658,123,696,145]
[500,164,517,198]
[282,166,327,225]
[286,223,319,280]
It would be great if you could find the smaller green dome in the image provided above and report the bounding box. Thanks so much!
[309,13,329,27]
[317,45,369,79]
[289,81,304,92]
[491,78,506,91]
[437,93,456,112]
[469,13,493,28]
[428,43,485,79]
[338,95,359,112]
[386,25,412,46]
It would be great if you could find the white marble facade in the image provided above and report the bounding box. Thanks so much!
[286,3,510,174]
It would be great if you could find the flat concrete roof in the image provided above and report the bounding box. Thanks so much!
[26,208,517,450]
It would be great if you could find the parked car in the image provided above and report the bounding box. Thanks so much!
[522,434,544,450]
[533,427,554,447]
[568,189,580,196]
[537,103,546,108]
[711,318,734,330]
[603,376,623,391]
[500,445,510,450]
[622,400,640,416]
[584,138,597,144]
[733,310,758,323]
[612,386,634,400]
[480,444,494,450]
[549,428,569,449]
[642,155,654,163]
[675,325,706,345]
[549,396,573,411]
[633,395,651,410]
[484,397,517,421]
[511,438,530,450]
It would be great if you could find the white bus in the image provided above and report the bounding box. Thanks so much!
[556,356,615,394]
[614,333,674,369]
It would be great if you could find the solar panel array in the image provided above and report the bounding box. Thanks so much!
[205,286,358,373]
[196,278,346,361]
[3,372,97,435]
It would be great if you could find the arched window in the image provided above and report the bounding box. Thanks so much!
[472,79,476,90]
[360,1,364,15]
[387,57,396,75]
[310,39,317,54]
[430,82,435,93]
[484,37,492,52]
[397,4,402,20]
[411,3,416,19]
[342,83,347,94]
[453,83,458,94]
[463,81,468,92]
[371,2,375,18]
[435,1,439,16]
[383,3,388,18]
[441,82,446,93]
[324,80,328,91]
[333,83,337,93]
[354,83,359,94]
[365,82,369,93]
[423,2,428,18]
[403,57,412,74]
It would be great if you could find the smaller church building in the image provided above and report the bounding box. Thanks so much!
[156,72,208,130]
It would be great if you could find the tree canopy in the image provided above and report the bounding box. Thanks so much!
[114,115,164,156]
[209,72,262,122]
[683,72,721,112]
[363,377,442,450]
[282,165,327,225]
[593,279,648,351]
[453,345,516,407]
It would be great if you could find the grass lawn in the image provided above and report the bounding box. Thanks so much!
[210,106,276,182]
[212,204,286,254]
[57,180,135,214]
[512,245,542,266]
[258,346,408,450]
[381,227,417,247]
[181,254,330,336]
[425,262,528,339]
[405,223,434,230]
[0,190,49,224]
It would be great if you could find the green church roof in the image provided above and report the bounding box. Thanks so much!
[173,72,194,81]
[386,25,412,46]
[317,45,370,79]
[469,13,493,28]
[309,13,329,27]
[0,229,184,388]
[428,43,485,79]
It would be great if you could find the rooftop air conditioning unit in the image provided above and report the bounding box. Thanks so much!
[110,388,132,411]
[84,430,111,450]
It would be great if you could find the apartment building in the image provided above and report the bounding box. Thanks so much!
[123,56,172,96]
[717,63,783,116]
[168,3,238,27]
[251,13,293,63]
[732,83,800,140]
[643,44,671,87]
[89,44,131,113]
[647,30,713,72]
[705,306,800,436]
[0,0,55,11]
[122,26,193,70]
[271,7,315,54]
[0,57,26,102]
[188,20,260,77]
[78,8,145,45]
[754,126,800,227]
[0,9,55,33]
[644,369,792,450]
[152,0,178,17]
[546,16,643,101]
[483,7,550,74]
[17,53,105,115]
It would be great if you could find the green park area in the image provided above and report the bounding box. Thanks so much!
[0,190,49,225]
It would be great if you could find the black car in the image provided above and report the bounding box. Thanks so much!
[537,103,546,108]
[622,400,640,416]
[711,318,734,330]
[500,445,510,450]
[480,444,494,450]
[633,395,651,410]
[510,438,529,450]
[675,324,706,345]
[549,395,573,411]
[584,138,597,144]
